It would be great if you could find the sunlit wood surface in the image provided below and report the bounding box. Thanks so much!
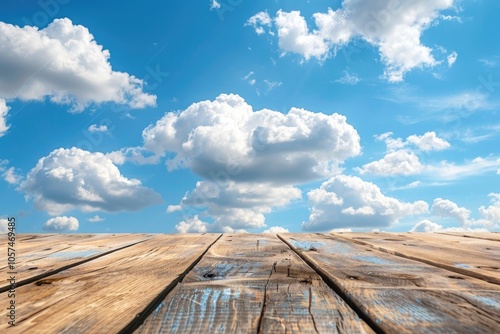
[0,233,499,333]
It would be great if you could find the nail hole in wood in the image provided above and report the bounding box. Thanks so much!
[35,280,52,286]
[203,272,217,279]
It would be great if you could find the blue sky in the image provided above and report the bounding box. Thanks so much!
[0,0,499,233]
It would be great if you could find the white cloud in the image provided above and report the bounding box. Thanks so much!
[357,150,423,176]
[245,12,272,35]
[106,147,161,166]
[210,0,221,11]
[88,124,109,133]
[139,93,360,183]
[303,175,428,231]
[263,80,282,94]
[243,71,254,80]
[428,91,491,112]
[0,98,9,137]
[19,147,162,215]
[0,218,8,233]
[2,167,22,185]
[242,71,256,86]
[166,205,182,213]
[0,160,22,185]
[410,219,488,232]
[250,1,456,81]
[439,15,462,23]
[175,215,208,233]
[406,132,450,151]
[375,132,406,152]
[88,215,104,222]
[0,18,156,112]
[447,51,458,67]
[479,193,500,227]
[426,157,500,181]
[432,198,470,226]
[263,226,289,233]
[335,70,360,85]
[358,131,452,176]
[43,216,79,231]
[119,93,360,232]
[274,10,330,61]
[177,180,302,232]
[478,57,498,68]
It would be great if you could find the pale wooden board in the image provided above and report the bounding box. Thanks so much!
[136,234,373,334]
[0,234,221,334]
[280,233,500,334]
[0,234,153,292]
[437,232,500,242]
[335,232,500,285]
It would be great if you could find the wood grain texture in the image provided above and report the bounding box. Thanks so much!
[136,234,373,334]
[335,232,500,285]
[0,234,152,292]
[280,233,500,334]
[437,232,500,242]
[0,234,221,334]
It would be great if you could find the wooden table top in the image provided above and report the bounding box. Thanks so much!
[1,232,499,333]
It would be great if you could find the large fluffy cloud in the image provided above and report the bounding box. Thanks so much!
[121,93,360,232]
[248,0,457,81]
[302,175,428,231]
[19,147,162,215]
[0,18,156,111]
[479,193,500,227]
[432,198,471,226]
[131,93,361,184]
[43,216,79,232]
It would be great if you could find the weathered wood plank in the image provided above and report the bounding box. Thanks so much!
[136,234,373,334]
[0,234,221,334]
[0,234,153,292]
[280,233,500,334]
[335,232,500,285]
[437,232,500,242]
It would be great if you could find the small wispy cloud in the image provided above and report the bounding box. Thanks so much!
[88,215,104,222]
[335,70,360,85]
[88,124,109,133]
[478,56,498,68]
[447,51,458,68]
[242,71,256,85]
[209,0,221,11]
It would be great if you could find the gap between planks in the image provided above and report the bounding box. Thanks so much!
[117,234,223,334]
[277,234,385,334]
[0,236,152,293]
[332,232,500,286]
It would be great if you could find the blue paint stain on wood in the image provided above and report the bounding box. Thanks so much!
[288,240,326,250]
[454,263,473,269]
[352,255,393,265]
[469,295,500,309]
[46,250,99,258]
